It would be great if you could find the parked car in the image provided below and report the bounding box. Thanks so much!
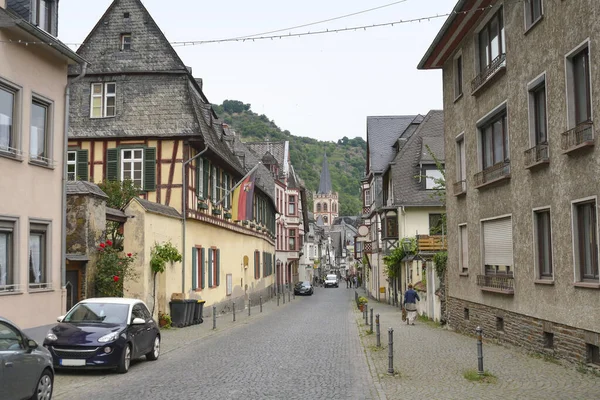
[43,298,160,374]
[0,317,54,400]
[324,274,339,288]
[294,281,314,296]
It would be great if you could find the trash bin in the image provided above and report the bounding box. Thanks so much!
[193,300,205,324]
[169,300,187,328]
[185,300,196,326]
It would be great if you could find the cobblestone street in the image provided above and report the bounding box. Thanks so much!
[356,288,600,400]
[53,286,379,400]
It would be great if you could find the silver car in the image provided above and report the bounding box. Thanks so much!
[0,317,54,400]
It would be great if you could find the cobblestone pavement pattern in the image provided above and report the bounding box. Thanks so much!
[356,288,600,400]
[53,287,379,400]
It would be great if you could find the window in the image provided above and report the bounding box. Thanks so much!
[317,203,321,212]
[288,195,296,215]
[0,220,15,291]
[211,166,217,203]
[424,166,444,190]
[323,203,328,212]
[456,135,466,191]
[459,224,468,274]
[67,151,76,181]
[197,158,209,201]
[525,0,543,29]
[454,55,463,99]
[429,214,444,235]
[482,217,513,276]
[30,101,49,163]
[120,34,132,51]
[544,332,554,349]
[480,111,508,169]
[364,189,371,205]
[208,248,219,287]
[121,149,143,187]
[289,229,296,251]
[534,209,553,279]
[90,83,116,118]
[532,83,547,145]
[0,85,16,154]
[29,223,49,289]
[587,344,600,366]
[36,0,53,34]
[66,149,89,181]
[478,9,505,73]
[254,250,260,280]
[496,316,504,332]
[223,173,231,209]
[570,47,592,126]
[573,200,598,282]
[464,308,469,320]
[191,247,205,290]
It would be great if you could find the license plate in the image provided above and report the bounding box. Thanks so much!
[60,359,85,366]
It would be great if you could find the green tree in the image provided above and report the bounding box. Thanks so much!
[98,179,139,250]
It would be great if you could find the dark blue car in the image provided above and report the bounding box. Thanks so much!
[43,298,160,373]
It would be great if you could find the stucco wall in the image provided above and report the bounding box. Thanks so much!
[399,207,446,238]
[442,0,600,333]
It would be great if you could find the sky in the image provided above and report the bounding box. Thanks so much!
[57,0,456,142]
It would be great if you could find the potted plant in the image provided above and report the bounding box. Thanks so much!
[158,312,172,329]
[242,220,249,226]
[357,296,368,312]
[212,208,222,216]
[198,200,209,210]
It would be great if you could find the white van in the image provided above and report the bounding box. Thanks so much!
[324,274,339,288]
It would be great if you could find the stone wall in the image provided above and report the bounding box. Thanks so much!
[447,296,600,366]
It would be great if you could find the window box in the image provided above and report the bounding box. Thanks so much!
[524,143,549,169]
[256,226,262,231]
[224,212,232,219]
[474,161,510,189]
[561,121,594,154]
[242,221,248,226]
[198,201,209,210]
[212,209,221,216]
[249,222,255,228]
[477,274,514,294]
[453,180,466,196]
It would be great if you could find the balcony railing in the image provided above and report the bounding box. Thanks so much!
[471,54,506,94]
[477,274,514,294]
[474,161,510,188]
[417,235,447,252]
[362,205,371,215]
[524,143,549,168]
[453,180,466,196]
[561,121,594,153]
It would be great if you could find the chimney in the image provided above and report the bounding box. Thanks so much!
[195,78,203,90]
[186,66,193,74]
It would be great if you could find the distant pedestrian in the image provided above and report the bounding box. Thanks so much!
[353,276,358,288]
[346,277,350,288]
[403,284,420,325]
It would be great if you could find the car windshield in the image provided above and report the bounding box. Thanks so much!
[63,303,130,324]
[326,276,337,280]
[300,282,311,287]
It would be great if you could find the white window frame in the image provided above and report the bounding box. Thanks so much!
[458,223,468,275]
[0,78,22,158]
[120,33,132,51]
[0,217,18,292]
[524,0,543,32]
[90,83,116,118]
[120,148,144,188]
[29,95,53,166]
[480,214,513,276]
[527,72,548,147]
[570,196,599,284]
[211,166,217,203]
[532,206,554,282]
[67,150,77,181]
[476,101,509,171]
[29,220,51,290]
[455,132,466,191]
[423,165,444,190]
[565,39,593,129]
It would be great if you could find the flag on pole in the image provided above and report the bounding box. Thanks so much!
[231,170,257,221]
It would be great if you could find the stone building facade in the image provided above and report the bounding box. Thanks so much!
[313,154,338,226]
[419,0,600,366]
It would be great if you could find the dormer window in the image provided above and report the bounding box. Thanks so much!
[35,0,54,35]
[121,34,132,51]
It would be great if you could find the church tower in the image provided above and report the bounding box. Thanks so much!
[313,154,339,226]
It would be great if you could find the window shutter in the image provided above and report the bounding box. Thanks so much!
[191,248,197,290]
[216,249,221,286]
[483,218,512,266]
[203,159,210,200]
[76,150,89,181]
[196,158,202,199]
[200,247,206,289]
[143,147,156,191]
[216,169,221,204]
[106,148,119,181]
[208,249,213,288]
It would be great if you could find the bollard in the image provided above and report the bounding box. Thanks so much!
[277,292,280,306]
[292,289,295,300]
[283,289,286,304]
[476,326,484,375]
[288,290,291,302]
[260,296,263,313]
[388,327,394,375]
[233,302,236,322]
[376,314,380,347]
[365,306,368,325]
[212,306,216,330]
[370,308,373,332]
[248,298,251,316]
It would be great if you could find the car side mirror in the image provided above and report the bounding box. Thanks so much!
[57,315,64,323]
[132,317,146,325]
[27,339,38,349]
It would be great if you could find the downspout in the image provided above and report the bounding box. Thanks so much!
[62,62,88,290]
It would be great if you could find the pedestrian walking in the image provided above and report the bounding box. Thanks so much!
[346,276,350,288]
[403,283,420,325]
[353,276,358,289]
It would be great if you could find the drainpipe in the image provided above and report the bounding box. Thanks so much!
[181,145,209,293]
[62,62,88,290]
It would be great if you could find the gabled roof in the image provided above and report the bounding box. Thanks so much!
[366,115,422,174]
[391,110,445,206]
[66,181,108,199]
[317,154,333,194]
[129,197,181,219]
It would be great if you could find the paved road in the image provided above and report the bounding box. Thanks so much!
[53,286,380,400]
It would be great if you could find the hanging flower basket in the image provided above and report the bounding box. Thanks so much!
[256,226,262,231]
[224,213,232,219]
[212,209,222,216]
[249,223,255,228]
[242,220,249,226]
[197,201,209,210]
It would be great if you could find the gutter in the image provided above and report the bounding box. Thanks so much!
[61,63,88,290]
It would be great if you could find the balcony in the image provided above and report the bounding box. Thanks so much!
[524,143,549,169]
[561,121,594,154]
[471,54,506,95]
[453,180,466,196]
[477,274,514,295]
[417,235,447,252]
[474,161,510,189]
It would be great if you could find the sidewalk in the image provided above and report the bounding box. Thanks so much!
[354,288,599,400]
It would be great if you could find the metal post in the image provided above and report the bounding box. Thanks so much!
[476,326,484,375]
[365,306,368,325]
[388,327,394,375]
[292,289,295,300]
[288,289,291,302]
[277,292,280,306]
[248,299,251,316]
[370,308,373,332]
[212,306,216,330]
[260,296,263,313]
[376,314,380,347]
[233,302,236,322]
[283,289,286,304]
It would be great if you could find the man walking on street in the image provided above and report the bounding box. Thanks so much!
[403,283,420,325]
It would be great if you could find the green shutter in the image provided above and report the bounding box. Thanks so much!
[208,249,213,288]
[106,148,119,181]
[143,147,156,191]
[196,158,201,199]
[216,249,220,286]
[76,150,89,181]
[201,247,206,289]
[203,159,210,200]
[192,248,197,290]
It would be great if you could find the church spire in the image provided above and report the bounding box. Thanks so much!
[317,153,333,194]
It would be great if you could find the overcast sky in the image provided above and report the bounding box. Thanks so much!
[58,0,455,142]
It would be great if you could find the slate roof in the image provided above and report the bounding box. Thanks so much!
[6,0,28,20]
[317,154,333,194]
[132,197,181,219]
[244,141,286,169]
[66,181,108,199]
[366,115,423,174]
[391,110,445,207]
[332,216,360,227]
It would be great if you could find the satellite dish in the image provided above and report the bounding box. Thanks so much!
[357,225,369,237]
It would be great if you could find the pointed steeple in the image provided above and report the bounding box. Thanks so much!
[317,154,333,194]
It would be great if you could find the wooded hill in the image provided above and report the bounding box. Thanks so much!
[212,100,366,216]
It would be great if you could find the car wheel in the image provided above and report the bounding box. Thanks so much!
[146,335,160,361]
[30,368,53,400]
[117,344,132,374]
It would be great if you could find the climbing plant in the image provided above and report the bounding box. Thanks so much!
[150,241,182,314]
[433,251,448,280]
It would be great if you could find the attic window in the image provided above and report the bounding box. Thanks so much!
[123,12,130,19]
[120,34,132,51]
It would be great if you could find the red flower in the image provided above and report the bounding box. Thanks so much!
[113,275,119,282]
[99,243,106,248]
[127,253,132,258]
[106,240,113,246]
